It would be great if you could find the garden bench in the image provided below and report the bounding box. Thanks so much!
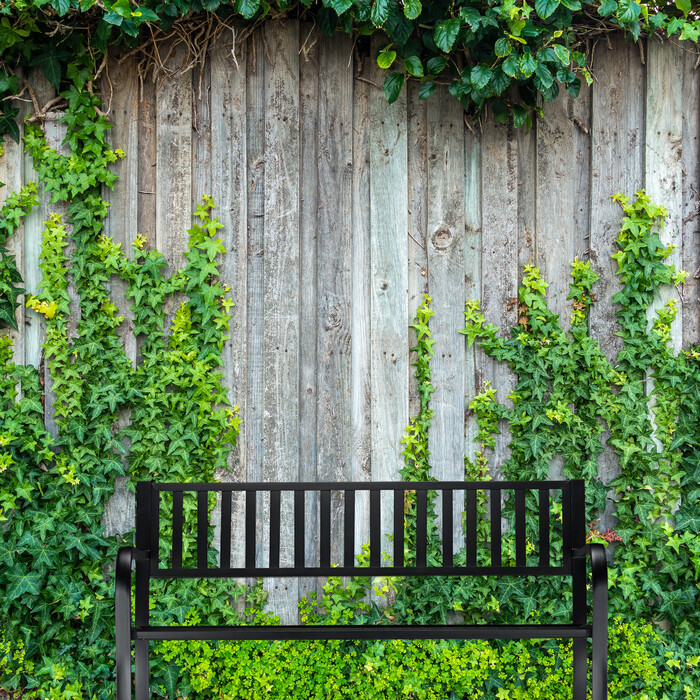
[115,479,608,699]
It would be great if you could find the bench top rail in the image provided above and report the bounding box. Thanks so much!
[135,480,585,580]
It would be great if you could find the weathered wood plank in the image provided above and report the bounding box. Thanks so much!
[155,42,192,272]
[426,87,465,554]
[406,80,428,421]
[464,128,482,464]
[298,21,319,595]
[0,80,25,363]
[245,29,265,488]
[537,87,592,330]
[351,45,372,553]
[210,42,248,572]
[589,35,645,358]
[589,34,645,528]
[681,44,700,348]
[645,39,684,353]
[137,70,157,246]
[480,118,518,474]
[262,20,300,623]
[369,36,408,552]
[317,32,354,566]
[517,121,536,270]
[103,53,139,366]
[23,70,54,371]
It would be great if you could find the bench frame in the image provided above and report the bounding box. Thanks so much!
[115,479,608,699]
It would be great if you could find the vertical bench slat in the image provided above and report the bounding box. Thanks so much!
[150,488,160,570]
[442,489,453,567]
[538,488,549,568]
[515,488,526,567]
[490,489,501,568]
[562,483,571,568]
[393,489,404,567]
[294,490,305,569]
[220,490,232,570]
[197,491,208,569]
[246,490,256,569]
[320,490,331,568]
[465,489,477,567]
[172,490,184,570]
[344,490,355,567]
[416,489,427,567]
[269,490,281,568]
[370,489,380,567]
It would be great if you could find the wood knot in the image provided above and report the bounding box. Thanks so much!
[432,227,453,250]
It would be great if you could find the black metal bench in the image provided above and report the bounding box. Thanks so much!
[115,479,608,699]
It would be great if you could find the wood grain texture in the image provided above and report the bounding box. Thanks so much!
[0,78,24,363]
[426,88,465,483]
[406,81,428,420]
[645,39,684,353]
[350,48,372,553]
[536,88,592,330]
[298,22,319,595]
[23,70,54,371]
[317,32,354,566]
[464,129,482,462]
[262,20,300,623]
[480,118,518,474]
[681,44,700,347]
[155,42,193,272]
[589,35,645,360]
[369,35,408,551]
[137,72,157,245]
[589,35,644,529]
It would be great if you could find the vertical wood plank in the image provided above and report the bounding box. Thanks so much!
[317,32,354,566]
[262,20,300,624]
[0,84,25,363]
[589,35,644,527]
[589,35,645,358]
[464,129,482,463]
[681,44,699,348]
[298,21,319,598]
[211,43,247,480]
[480,119,518,474]
[369,36,408,550]
[192,60,212,208]
[156,42,192,272]
[137,73,157,245]
[536,88,592,330]
[23,70,54,371]
[406,81,428,419]
[246,29,265,486]
[426,88,465,548]
[517,122,536,270]
[645,39,684,352]
[351,46,372,553]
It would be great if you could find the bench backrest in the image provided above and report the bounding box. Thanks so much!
[135,480,586,580]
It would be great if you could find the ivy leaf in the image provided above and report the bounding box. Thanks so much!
[404,56,423,77]
[383,72,404,104]
[418,80,436,100]
[403,0,421,20]
[425,56,447,75]
[470,65,492,91]
[6,568,43,600]
[617,0,641,23]
[534,63,553,89]
[31,45,70,90]
[329,0,352,14]
[535,0,559,19]
[675,0,691,16]
[552,44,570,66]
[162,663,180,699]
[494,38,512,58]
[234,0,260,20]
[434,19,460,52]
[675,505,700,534]
[502,55,520,77]
[377,47,397,70]
[371,0,390,26]
[519,53,537,78]
[559,0,581,8]
[598,0,618,16]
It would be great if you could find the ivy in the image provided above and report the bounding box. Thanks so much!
[0,2,698,143]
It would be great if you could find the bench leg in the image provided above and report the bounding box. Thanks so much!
[135,640,149,699]
[591,544,608,700]
[115,547,134,700]
[572,638,587,700]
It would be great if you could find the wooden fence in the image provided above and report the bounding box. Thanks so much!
[1,21,698,622]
